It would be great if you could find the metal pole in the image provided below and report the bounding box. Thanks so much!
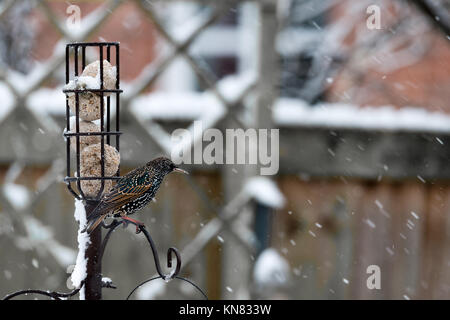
[84,200,102,300]
[64,42,122,299]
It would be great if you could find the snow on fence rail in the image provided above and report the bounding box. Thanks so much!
[26,86,450,134]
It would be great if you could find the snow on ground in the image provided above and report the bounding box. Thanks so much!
[243,176,285,209]
[71,199,90,300]
[253,248,290,287]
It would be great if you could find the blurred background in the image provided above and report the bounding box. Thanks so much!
[0,0,449,300]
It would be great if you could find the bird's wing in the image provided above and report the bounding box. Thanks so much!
[86,169,152,221]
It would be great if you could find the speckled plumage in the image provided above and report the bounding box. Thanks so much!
[84,157,186,234]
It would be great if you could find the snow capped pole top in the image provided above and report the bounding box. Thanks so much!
[244,176,286,209]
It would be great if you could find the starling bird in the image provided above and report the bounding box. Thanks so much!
[84,157,188,234]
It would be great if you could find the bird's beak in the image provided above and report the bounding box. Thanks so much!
[173,167,189,174]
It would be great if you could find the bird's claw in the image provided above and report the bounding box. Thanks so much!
[135,226,142,234]
[121,218,144,234]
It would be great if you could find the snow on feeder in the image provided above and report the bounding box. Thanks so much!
[81,59,117,94]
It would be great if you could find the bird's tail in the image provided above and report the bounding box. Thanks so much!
[81,201,107,234]
[84,214,106,234]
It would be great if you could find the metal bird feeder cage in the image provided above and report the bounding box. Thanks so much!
[63,42,122,202]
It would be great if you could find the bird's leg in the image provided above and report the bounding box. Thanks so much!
[120,214,145,234]
[113,213,128,229]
